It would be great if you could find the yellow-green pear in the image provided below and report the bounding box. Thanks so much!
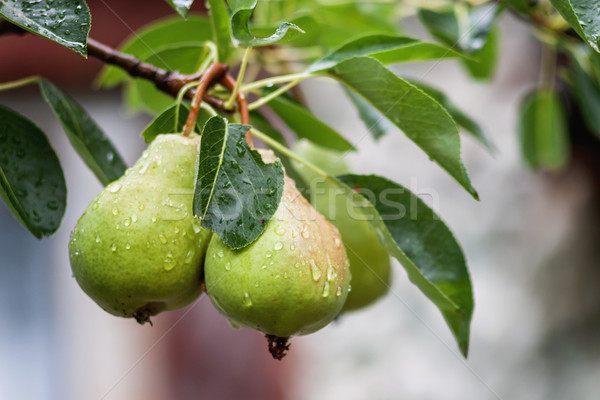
[293,140,392,312]
[204,150,350,341]
[69,134,212,323]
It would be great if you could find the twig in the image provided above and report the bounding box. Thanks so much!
[221,73,252,145]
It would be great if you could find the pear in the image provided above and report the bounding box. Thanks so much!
[293,140,392,312]
[204,150,350,343]
[69,134,212,323]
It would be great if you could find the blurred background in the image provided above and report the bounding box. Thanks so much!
[1,1,600,399]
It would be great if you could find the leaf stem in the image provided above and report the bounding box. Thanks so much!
[241,72,313,92]
[225,47,252,109]
[248,78,304,110]
[0,76,40,92]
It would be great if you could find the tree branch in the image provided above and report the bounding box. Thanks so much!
[0,19,231,112]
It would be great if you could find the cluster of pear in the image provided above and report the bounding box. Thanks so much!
[69,134,391,356]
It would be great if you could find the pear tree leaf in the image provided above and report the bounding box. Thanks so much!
[228,0,304,47]
[328,57,478,200]
[0,106,67,238]
[462,27,499,80]
[409,80,495,151]
[164,0,194,18]
[39,80,126,186]
[207,0,232,62]
[519,89,570,170]
[550,0,600,51]
[335,174,473,357]
[267,94,355,152]
[141,104,212,143]
[308,34,465,73]
[96,16,212,88]
[194,116,284,249]
[0,0,90,56]
[343,87,392,141]
[503,0,533,14]
[570,59,600,138]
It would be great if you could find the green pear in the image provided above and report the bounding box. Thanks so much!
[69,134,212,323]
[204,150,350,339]
[293,140,392,312]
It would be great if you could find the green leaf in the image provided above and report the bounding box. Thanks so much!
[228,0,304,47]
[519,89,570,170]
[194,117,284,249]
[164,0,194,18]
[267,95,355,152]
[336,174,473,357]
[410,81,495,152]
[418,4,498,53]
[0,0,90,56]
[207,0,232,62]
[39,80,127,186]
[132,43,211,114]
[0,106,67,238]
[570,59,600,138]
[550,0,600,51]
[462,27,498,80]
[343,87,392,141]
[141,104,212,143]
[502,0,532,14]
[96,16,212,88]
[329,57,478,200]
[308,34,464,73]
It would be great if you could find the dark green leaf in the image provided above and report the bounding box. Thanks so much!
[502,0,532,14]
[267,95,355,152]
[228,0,304,47]
[164,0,194,18]
[207,0,232,62]
[462,27,498,80]
[193,117,284,249]
[343,87,392,141]
[550,0,600,51]
[96,16,212,88]
[329,57,478,200]
[0,106,66,238]
[308,34,464,73]
[336,174,473,357]
[410,81,495,151]
[39,80,126,186]
[418,4,498,53]
[519,89,570,170]
[570,59,600,138]
[0,0,90,56]
[141,104,212,143]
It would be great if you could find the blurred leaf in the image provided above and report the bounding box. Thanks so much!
[96,16,212,88]
[164,0,194,18]
[502,0,533,14]
[336,174,473,357]
[131,43,210,114]
[0,0,90,56]
[519,89,570,170]
[193,117,284,249]
[39,80,126,186]
[328,57,478,200]
[0,106,66,238]
[550,0,600,51]
[343,87,392,141]
[141,104,212,142]
[308,35,464,73]
[207,0,233,62]
[570,59,600,138]
[228,0,304,47]
[267,94,355,152]
[462,27,499,80]
[410,80,495,151]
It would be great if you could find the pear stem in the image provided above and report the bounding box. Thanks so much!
[220,73,252,145]
[182,63,228,137]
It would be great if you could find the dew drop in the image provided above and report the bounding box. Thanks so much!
[131,214,138,223]
[152,216,157,223]
[123,217,131,227]
[310,260,322,281]
[92,201,100,210]
[322,281,330,298]
[107,182,121,193]
[217,249,224,258]
[334,237,341,248]
[138,203,145,211]
[225,262,231,271]
[163,254,176,271]
[115,224,120,230]
[95,235,101,244]
[261,265,267,270]
[243,292,252,306]
[184,249,195,264]
[266,250,272,258]
[274,242,283,251]
[291,229,298,238]
[275,224,286,236]
[146,241,151,249]
[111,243,117,252]
[112,207,119,216]
[283,272,288,279]
[159,234,168,244]
[336,286,343,297]
[125,243,131,250]
[290,244,296,251]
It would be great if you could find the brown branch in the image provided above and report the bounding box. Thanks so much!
[0,19,233,113]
